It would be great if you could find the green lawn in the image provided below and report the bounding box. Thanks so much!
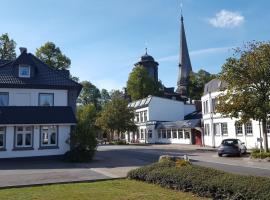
[0,179,206,200]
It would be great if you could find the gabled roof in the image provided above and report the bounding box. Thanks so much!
[0,59,11,66]
[203,78,228,95]
[0,106,76,124]
[0,52,82,93]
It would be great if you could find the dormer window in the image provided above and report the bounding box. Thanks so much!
[19,65,30,78]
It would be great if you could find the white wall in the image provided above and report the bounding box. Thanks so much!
[0,125,71,158]
[202,91,270,149]
[148,97,185,121]
[0,88,68,106]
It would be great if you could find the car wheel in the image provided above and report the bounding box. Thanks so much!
[218,153,222,157]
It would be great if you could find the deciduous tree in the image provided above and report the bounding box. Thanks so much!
[95,98,137,141]
[216,42,270,152]
[127,66,163,101]
[0,33,16,60]
[36,42,71,69]
[78,81,101,110]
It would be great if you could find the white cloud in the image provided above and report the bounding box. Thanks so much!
[157,46,234,62]
[208,10,244,28]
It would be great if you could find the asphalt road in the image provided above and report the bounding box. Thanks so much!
[97,145,270,177]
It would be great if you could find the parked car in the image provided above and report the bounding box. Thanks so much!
[218,139,247,157]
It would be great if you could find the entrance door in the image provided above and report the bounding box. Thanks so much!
[195,131,202,146]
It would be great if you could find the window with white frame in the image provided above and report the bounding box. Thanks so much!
[162,130,166,138]
[135,113,139,123]
[39,93,54,106]
[214,123,220,135]
[244,121,253,135]
[212,98,216,113]
[158,130,162,138]
[221,123,228,136]
[0,127,5,149]
[140,112,143,122]
[15,126,33,148]
[267,121,270,135]
[204,124,210,136]
[172,129,177,139]
[143,111,147,122]
[178,129,183,139]
[184,130,190,139]
[40,126,58,147]
[0,93,8,106]
[167,129,171,138]
[235,122,243,135]
[148,130,152,139]
[140,129,144,139]
[19,65,30,78]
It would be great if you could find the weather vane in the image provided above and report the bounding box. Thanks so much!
[145,41,148,54]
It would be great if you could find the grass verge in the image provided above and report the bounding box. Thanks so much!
[0,179,206,200]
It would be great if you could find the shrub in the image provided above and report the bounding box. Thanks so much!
[127,160,270,200]
[109,140,128,145]
[251,149,270,159]
[64,104,98,162]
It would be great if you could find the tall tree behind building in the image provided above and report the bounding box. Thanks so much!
[127,66,163,101]
[0,33,16,60]
[36,42,71,70]
[78,81,101,110]
[188,69,218,100]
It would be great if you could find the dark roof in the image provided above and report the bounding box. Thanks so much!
[0,59,11,66]
[0,106,76,124]
[156,119,201,129]
[141,53,155,62]
[184,110,202,120]
[0,52,82,94]
[203,79,228,95]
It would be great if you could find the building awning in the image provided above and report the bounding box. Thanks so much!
[156,119,201,129]
[0,106,77,125]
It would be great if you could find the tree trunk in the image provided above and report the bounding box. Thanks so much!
[262,118,269,152]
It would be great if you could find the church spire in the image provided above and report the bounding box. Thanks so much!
[176,10,192,98]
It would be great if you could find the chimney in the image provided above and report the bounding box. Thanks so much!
[19,47,27,54]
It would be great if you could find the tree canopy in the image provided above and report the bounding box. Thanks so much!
[188,69,218,100]
[95,98,137,141]
[66,104,98,162]
[0,33,16,60]
[78,81,101,110]
[36,42,71,69]
[216,42,270,152]
[126,66,163,101]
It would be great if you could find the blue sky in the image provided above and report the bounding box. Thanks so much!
[1,0,270,91]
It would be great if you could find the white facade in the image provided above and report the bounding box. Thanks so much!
[0,88,73,159]
[0,88,67,106]
[202,90,270,149]
[0,125,70,159]
[125,96,198,145]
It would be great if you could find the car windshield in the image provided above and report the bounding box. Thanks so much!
[221,140,238,146]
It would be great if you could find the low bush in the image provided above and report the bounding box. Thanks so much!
[251,149,270,159]
[127,160,270,200]
[109,140,128,145]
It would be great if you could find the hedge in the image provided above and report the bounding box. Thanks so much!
[127,160,270,200]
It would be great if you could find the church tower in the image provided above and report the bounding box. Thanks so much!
[176,14,192,98]
[134,48,159,82]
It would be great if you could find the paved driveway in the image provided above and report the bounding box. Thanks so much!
[0,144,269,188]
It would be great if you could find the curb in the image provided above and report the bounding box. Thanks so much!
[0,177,125,190]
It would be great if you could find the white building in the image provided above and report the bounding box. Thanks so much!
[125,96,203,145]
[0,48,82,159]
[202,79,270,149]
